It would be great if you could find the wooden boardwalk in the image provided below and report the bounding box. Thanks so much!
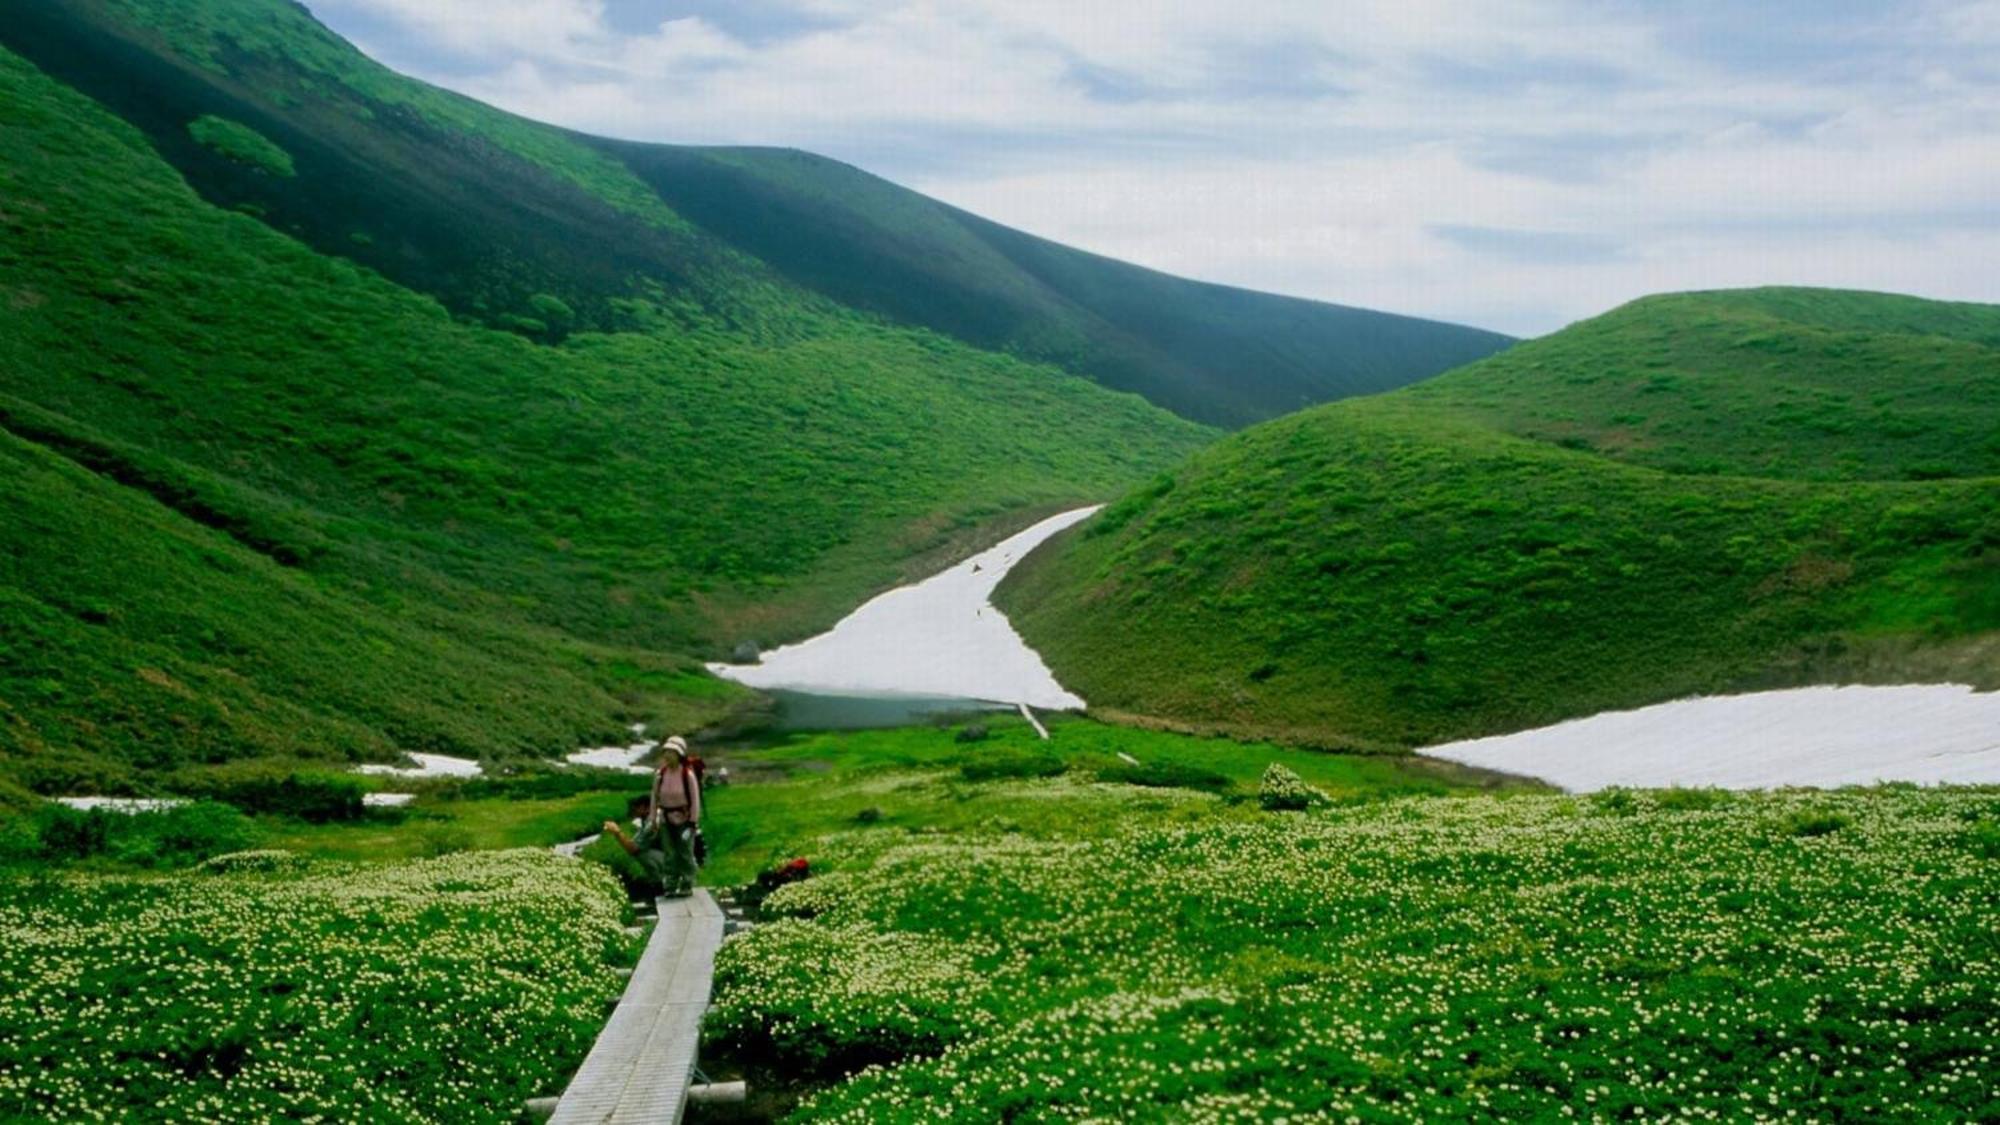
[549,890,726,1125]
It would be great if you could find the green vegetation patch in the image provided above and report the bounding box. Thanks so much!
[0,800,253,867]
[712,784,2000,1121]
[186,114,293,177]
[0,850,634,1122]
[1404,288,2000,482]
[688,715,1507,887]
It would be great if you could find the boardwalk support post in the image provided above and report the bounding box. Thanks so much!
[688,1082,749,1105]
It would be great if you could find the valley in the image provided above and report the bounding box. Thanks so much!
[0,1,1994,1122]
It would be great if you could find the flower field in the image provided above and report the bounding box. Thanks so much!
[713,782,2000,1122]
[0,849,633,1122]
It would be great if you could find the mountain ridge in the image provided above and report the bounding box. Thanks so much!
[0,0,1513,428]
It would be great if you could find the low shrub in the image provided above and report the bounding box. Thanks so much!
[1093,759,1231,792]
[417,823,474,857]
[455,765,646,802]
[1653,787,1735,812]
[1257,763,1326,811]
[958,750,1066,783]
[18,802,255,868]
[1776,809,1852,838]
[170,763,365,822]
[1591,788,1640,816]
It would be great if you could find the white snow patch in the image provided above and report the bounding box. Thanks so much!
[363,793,416,808]
[1419,684,2000,791]
[567,742,658,774]
[355,753,483,779]
[53,797,188,814]
[710,507,1099,710]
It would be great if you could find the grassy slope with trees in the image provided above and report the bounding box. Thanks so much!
[1,0,1510,430]
[0,32,1214,794]
[1001,289,2000,750]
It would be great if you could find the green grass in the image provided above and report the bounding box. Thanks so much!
[1404,288,2000,481]
[0,850,638,1122]
[257,792,638,861]
[1003,290,2000,750]
[708,781,2000,1121]
[0,36,1212,789]
[185,113,291,176]
[680,715,1521,886]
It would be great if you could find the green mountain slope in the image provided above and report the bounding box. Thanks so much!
[1402,289,2000,481]
[0,0,1511,429]
[1000,289,2000,750]
[0,31,1213,792]
[611,144,1515,426]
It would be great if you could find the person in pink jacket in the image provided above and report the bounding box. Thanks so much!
[603,737,703,898]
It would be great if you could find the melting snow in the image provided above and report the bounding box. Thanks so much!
[567,743,658,774]
[711,507,1098,710]
[53,797,188,814]
[355,752,483,779]
[1419,683,2000,791]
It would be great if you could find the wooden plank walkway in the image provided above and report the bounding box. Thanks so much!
[549,890,726,1125]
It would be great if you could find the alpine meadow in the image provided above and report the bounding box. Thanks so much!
[1,1,1996,1123]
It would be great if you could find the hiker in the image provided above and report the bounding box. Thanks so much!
[651,739,703,896]
[665,734,706,784]
[602,738,704,897]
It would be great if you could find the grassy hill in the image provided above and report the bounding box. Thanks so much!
[0,15,1222,794]
[1403,288,2000,481]
[1000,289,2000,750]
[0,0,1510,429]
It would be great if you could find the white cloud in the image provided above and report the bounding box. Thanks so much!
[304,0,2000,336]
[331,0,606,58]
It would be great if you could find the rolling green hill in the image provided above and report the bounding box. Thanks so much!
[1000,289,2000,750]
[0,0,1510,429]
[0,12,1223,794]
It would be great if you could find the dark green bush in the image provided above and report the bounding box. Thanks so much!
[171,763,365,822]
[1093,759,1230,792]
[34,805,110,860]
[1653,787,1734,812]
[1777,809,1852,838]
[455,765,645,801]
[1591,789,1640,816]
[21,802,255,867]
[958,750,1066,783]
[111,803,257,867]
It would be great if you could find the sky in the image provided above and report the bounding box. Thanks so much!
[301,0,2000,338]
